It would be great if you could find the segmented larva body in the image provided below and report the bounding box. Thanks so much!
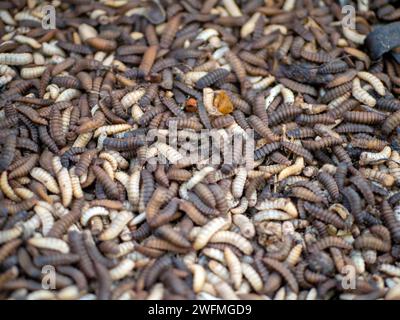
[382,109,400,136]
[0,53,33,65]
[193,217,230,250]
[190,264,207,293]
[28,237,70,253]
[352,78,376,107]
[232,167,247,199]
[99,211,134,241]
[278,157,305,182]
[241,262,263,292]
[308,236,352,252]
[223,247,242,290]
[209,231,253,255]
[81,206,109,226]
[357,71,385,96]
[359,146,391,165]
[359,168,395,187]
[232,214,255,239]
[34,204,54,236]
[30,167,60,194]
[109,259,135,281]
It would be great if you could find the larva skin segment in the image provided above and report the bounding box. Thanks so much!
[99,211,134,241]
[352,78,376,107]
[193,217,230,250]
[28,237,70,254]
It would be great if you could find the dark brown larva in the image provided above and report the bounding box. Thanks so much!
[282,140,314,164]
[303,202,347,230]
[317,171,340,201]
[262,257,299,293]
[248,115,280,142]
[0,133,17,172]
[381,201,400,244]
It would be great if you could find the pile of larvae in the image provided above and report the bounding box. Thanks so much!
[1,0,400,300]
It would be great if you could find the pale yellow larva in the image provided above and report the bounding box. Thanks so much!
[209,231,253,255]
[277,157,304,182]
[56,88,80,102]
[109,259,135,280]
[190,264,207,293]
[28,237,70,253]
[0,171,20,201]
[193,217,230,250]
[34,204,54,236]
[232,167,247,199]
[357,71,385,96]
[352,77,376,107]
[241,262,263,292]
[56,167,73,207]
[0,226,23,244]
[121,88,146,108]
[99,210,134,241]
[232,213,255,239]
[208,260,230,282]
[30,167,60,194]
[224,247,242,290]
[285,244,303,267]
[255,198,298,218]
[0,53,33,65]
[127,169,141,208]
[81,206,109,226]
[146,283,164,300]
[93,124,133,138]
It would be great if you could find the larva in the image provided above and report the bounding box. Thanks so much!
[263,257,299,293]
[352,78,376,107]
[28,237,70,254]
[99,210,134,241]
[193,217,230,250]
[209,231,253,255]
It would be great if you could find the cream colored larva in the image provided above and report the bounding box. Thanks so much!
[352,77,376,107]
[42,42,66,57]
[357,71,385,96]
[208,260,230,282]
[186,166,215,190]
[241,262,263,292]
[127,169,141,207]
[255,198,298,218]
[99,210,134,241]
[0,53,33,65]
[0,171,20,201]
[28,237,70,253]
[190,264,207,293]
[14,35,41,49]
[56,88,80,102]
[252,210,293,222]
[154,142,183,164]
[232,167,247,199]
[209,231,253,255]
[109,259,135,280]
[34,204,54,236]
[121,88,146,108]
[359,146,391,165]
[277,157,305,181]
[0,226,23,244]
[81,206,109,226]
[193,217,230,250]
[224,247,242,290]
[342,26,366,44]
[232,214,255,239]
[240,12,261,38]
[222,0,243,17]
[30,167,60,194]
